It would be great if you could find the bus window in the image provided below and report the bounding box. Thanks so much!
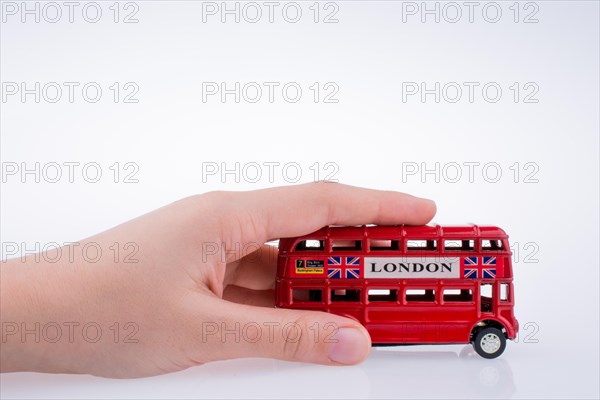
[443,288,473,302]
[368,289,398,302]
[482,239,504,251]
[405,289,436,303]
[295,240,324,251]
[293,289,323,303]
[480,283,493,312]
[369,239,400,251]
[444,239,474,251]
[500,283,510,302]
[331,239,362,251]
[331,289,361,302]
[406,240,437,251]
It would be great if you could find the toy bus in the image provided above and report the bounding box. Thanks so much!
[275,224,518,358]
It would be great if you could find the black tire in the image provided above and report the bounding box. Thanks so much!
[473,327,506,359]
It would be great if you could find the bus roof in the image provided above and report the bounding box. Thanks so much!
[282,224,508,242]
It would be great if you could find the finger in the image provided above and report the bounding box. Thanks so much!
[222,285,275,307]
[200,299,371,366]
[206,182,436,248]
[225,245,278,290]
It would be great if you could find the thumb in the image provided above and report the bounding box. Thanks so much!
[203,300,372,365]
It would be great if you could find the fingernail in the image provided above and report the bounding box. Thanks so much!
[328,328,370,365]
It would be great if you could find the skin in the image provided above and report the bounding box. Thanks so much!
[0,182,436,378]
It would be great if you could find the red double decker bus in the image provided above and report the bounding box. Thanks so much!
[276,224,518,358]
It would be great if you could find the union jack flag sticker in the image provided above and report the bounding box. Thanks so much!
[327,256,361,279]
[463,257,479,279]
[482,256,497,279]
[327,256,342,279]
[344,257,361,279]
[462,256,497,279]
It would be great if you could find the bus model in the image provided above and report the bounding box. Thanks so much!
[275,224,519,359]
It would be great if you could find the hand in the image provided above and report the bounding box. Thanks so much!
[0,182,436,378]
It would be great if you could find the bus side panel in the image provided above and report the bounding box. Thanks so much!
[324,306,365,326]
[365,305,473,344]
[275,278,289,308]
[433,305,477,343]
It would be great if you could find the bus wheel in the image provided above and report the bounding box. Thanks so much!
[473,327,506,359]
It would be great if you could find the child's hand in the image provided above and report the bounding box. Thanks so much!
[0,182,436,377]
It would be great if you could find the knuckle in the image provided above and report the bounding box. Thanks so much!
[280,314,315,361]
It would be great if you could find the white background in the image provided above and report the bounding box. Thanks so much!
[1,1,599,398]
